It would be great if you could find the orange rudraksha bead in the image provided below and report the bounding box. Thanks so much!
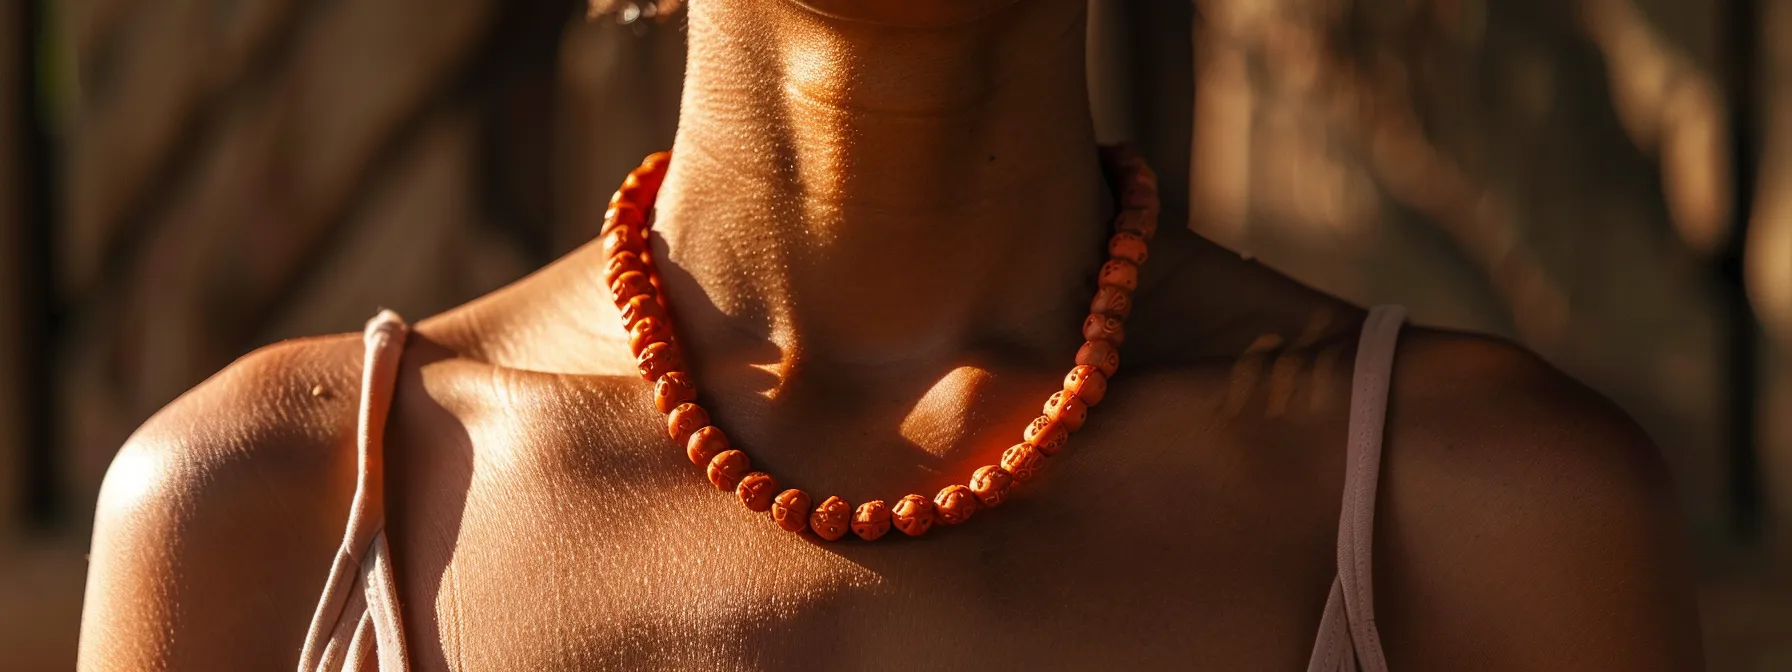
[667,402,710,442]
[654,371,697,413]
[1123,187,1159,214]
[603,251,647,287]
[1023,416,1069,455]
[615,171,655,208]
[1098,259,1139,292]
[621,294,665,332]
[852,500,892,541]
[637,341,684,382]
[687,426,729,466]
[1063,365,1109,406]
[601,201,645,236]
[610,270,655,306]
[1001,443,1047,482]
[1090,286,1132,320]
[736,472,778,512]
[1114,208,1157,242]
[771,489,813,533]
[1128,156,1158,187]
[1108,232,1148,265]
[707,449,749,490]
[1082,313,1126,346]
[1043,390,1089,432]
[632,317,673,358]
[809,496,852,541]
[933,485,977,525]
[1076,340,1120,377]
[969,465,1014,508]
[601,224,647,259]
[1124,161,1158,190]
[639,151,671,178]
[891,494,935,537]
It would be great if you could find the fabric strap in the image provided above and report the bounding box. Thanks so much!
[1306,305,1406,672]
[298,310,412,672]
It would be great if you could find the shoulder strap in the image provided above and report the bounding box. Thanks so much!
[1307,305,1405,672]
[300,310,413,672]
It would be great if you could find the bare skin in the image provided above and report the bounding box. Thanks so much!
[79,0,1702,669]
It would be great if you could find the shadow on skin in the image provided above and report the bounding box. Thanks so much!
[381,336,475,672]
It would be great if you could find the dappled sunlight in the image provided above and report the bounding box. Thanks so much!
[1581,0,1731,255]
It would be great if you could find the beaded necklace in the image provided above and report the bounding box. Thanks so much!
[599,147,1159,541]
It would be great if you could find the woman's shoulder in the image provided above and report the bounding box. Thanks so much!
[1138,224,1679,503]
[1384,326,1676,519]
[96,332,367,525]
[82,333,367,668]
[1372,328,1703,667]
[1131,230,1701,665]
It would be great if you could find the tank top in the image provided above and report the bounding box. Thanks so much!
[299,305,1408,671]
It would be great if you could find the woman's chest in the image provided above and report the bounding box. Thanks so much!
[379,372,1356,669]
[386,446,1346,670]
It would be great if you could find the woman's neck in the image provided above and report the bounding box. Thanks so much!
[653,0,1107,376]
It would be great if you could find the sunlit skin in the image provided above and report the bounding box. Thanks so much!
[79,0,1702,670]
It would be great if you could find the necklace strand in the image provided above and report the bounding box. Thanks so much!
[600,147,1159,541]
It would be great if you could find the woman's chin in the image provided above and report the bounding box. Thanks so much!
[786,0,1023,28]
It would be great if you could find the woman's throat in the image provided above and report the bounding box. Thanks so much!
[648,0,1111,365]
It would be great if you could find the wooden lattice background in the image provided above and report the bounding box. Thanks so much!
[2,0,1789,669]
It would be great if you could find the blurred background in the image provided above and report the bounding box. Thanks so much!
[0,0,1787,668]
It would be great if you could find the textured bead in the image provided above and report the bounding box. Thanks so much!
[1098,259,1139,292]
[1076,340,1120,377]
[615,173,654,209]
[639,151,672,176]
[933,485,977,525]
[637,341,685,382]
[1064,365,1109,406]
[1108,232,1148,265]
[771,489,813,533]
[707,449,749,490]
[603,251,647,287]
[633,158,670,194]
[1130,162,1159,191]
[621,294,666,332]
[1122,184,1160,213]
[736,472,778,512]
[610,270,656,306]
[687,426,729,466]
[1001,443,1047,482]
[631,317,673,358]
[852,500,892,541]
[601,202,645,236]
[809,496,852,541]
[667,402,710,442]
[1082,313,1126,345]
[1022,415,1069,455]
[1114,208,1157,242]
[891,494,935,537]
[654,371,697,414]
[1090,286,1132,320]
[601,225,647,258]
[1044,390,1089,432]
[969,465,1014,508]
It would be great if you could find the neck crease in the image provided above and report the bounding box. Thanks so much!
[653,0,1108,380]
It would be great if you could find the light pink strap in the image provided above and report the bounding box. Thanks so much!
[300,311,412,672]
[1307,580,1354,672]
[1307,305,1405,672]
